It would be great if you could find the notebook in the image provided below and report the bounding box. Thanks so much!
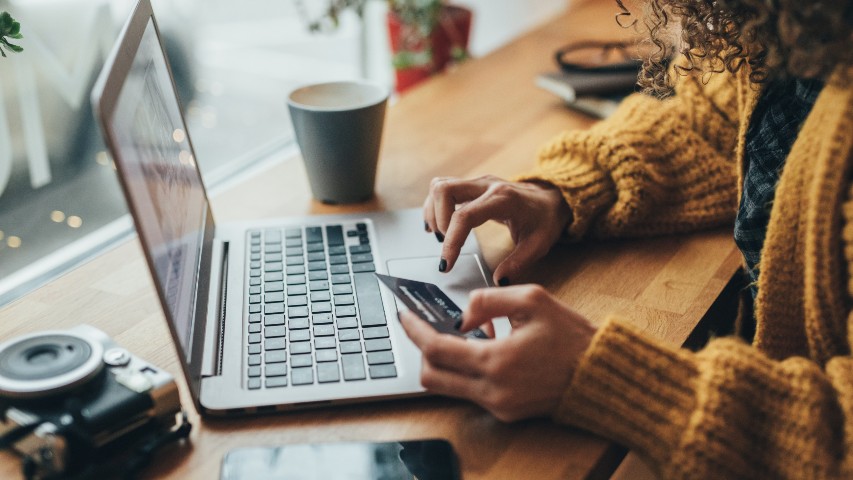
[91,0,506,415]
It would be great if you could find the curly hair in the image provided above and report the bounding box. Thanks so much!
[615,0,853,97]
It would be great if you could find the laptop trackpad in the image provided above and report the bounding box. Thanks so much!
[386,254,511,338]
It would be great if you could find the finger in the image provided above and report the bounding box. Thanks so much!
[422,191,436,233]
[491,235,552,285]
[431,177,492,235]
[441,192,512,272]
[460,285,549,332]
[399,310,486,376]
[419,360,485,402]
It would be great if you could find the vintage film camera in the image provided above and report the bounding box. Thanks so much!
[0,325,191,479]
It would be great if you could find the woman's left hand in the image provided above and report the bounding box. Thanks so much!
[399,284,596,422]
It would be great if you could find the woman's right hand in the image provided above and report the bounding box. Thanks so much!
[423,175,572,285]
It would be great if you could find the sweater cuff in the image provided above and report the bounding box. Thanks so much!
[513,161,615,242]
[553,317,699,464]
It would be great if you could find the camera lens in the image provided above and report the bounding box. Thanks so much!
[0,333,103,398]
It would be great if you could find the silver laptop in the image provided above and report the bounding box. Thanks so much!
[91,0,503,415]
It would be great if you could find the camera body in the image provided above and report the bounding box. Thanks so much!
[0,325,186,479]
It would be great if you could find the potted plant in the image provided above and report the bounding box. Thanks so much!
[0,11,23,57]
[386,0,472,92]
[296,0,472,92]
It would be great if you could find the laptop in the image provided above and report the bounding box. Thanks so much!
[91,0,505,415]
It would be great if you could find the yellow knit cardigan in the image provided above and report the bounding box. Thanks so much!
[520,64,853,479]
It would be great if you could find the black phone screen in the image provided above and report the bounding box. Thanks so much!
[220,439,462,480]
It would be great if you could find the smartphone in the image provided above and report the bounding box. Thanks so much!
[220,439,462,480]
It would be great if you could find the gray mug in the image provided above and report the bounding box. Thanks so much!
[287,81,389,204]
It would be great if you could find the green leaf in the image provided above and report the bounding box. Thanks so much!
[9,33,21,39]
[7,43,22,53]
[10,22,20,36]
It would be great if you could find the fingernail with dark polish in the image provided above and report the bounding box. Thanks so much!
[498,277,510,287]
[454,319,463,331]
[424,221,431,232]
[439,258,447,272]
[435,231,445,243]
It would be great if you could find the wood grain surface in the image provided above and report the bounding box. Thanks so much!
[0,1,741,478]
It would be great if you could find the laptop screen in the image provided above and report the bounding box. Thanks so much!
[109,19,206,358]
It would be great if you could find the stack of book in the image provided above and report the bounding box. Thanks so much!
[535,68,639,119]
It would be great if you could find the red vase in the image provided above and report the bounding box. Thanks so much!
[387,5,473,93]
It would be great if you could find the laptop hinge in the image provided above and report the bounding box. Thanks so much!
[201,239,228,377]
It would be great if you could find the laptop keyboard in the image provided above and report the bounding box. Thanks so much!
[244,222,397,389]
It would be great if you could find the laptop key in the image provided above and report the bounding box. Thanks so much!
[331,274,351,285]
[286,275,306,285]
[290,330,310,342]
[285,247,303,256]
[248,333,262,344]
[291,367,314,385]
[335,306,356,317]
[250,253,261,261]
[336,317,358,330]
[315,337,336,349]
[354,272,387,327]
[264,230,282,243]
[265,262,283,272]
[248,378,261,389]
[249,305,261,314]
[265,292,284,303]
[356,222,367,231]
[285,256,304,266]
[289,317,309,330]
[308,261,327,271]
[265,363,288,377]
[287,285,308,296]
[249,313,261,323]
[350,253,373,264]
[314,325,334,337]
[363,326,389,339]
[264,282,284,293]
[328,245,346,255]
[309,280,329,291]
[265,326,286,338]
[342,354,366,381]
[250,269,261,277]
[332,284,353,295]
[291,353,313,367]
[330,264,350,275]
[285,227,302,238]
[265,272,284,282]
[288,295,308,307]
[310,291,331,302]
[250,277,261,286]
[248,324,261,334]
[338,327,359,340]
[286,265,305,275]
[248,366,261,377]
[266,377,288,388]
[265,243,282,253]
[288,306,309,318]
[285,238,302,248]
[249,286,261,295]
[290,341,311,354]
[312,302,332,314]
[316,349,338,363]
[265,314,285,326]
[266,338,286,350]
[248,344,261,355]
[326,225,344,246]
[308,271,328,281]
[250,261,261,269]
[307,251,326,262]
[367,351,394,365]
[248,355,261,366]
[312,313,333,325]
[340,340,362,354]
[365,338,391,352]
[334,294,354,306]
[266,253,283,262]
[266,350,287,363]
[328,255,347,266]
[264,304,284,315]
[352,263,376,273]
[349,245,371,255]
[306,242,324,253]
[306,226,323,243]
[369,364,397,379]
[317,362,341,383]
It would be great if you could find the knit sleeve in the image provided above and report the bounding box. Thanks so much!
[515,70,741,241]
[554,318,853,479]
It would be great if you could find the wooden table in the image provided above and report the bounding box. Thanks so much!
[0,1,741,478]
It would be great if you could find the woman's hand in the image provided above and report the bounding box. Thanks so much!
[400,284,596,422]
[423,175,572,285]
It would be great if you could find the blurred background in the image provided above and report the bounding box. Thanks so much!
[0,0,568,305]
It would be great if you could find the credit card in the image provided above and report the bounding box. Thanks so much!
[375,273,488,339]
